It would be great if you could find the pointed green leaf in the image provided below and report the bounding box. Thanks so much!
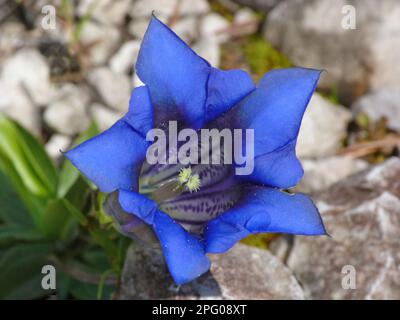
[0,115,57,197]
[0,242,54,299]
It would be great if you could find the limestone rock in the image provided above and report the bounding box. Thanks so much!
[264,0,400,103]
[1,49,52,106]
[288,158,400,299]
[87,67,131,112]
[296,156,369,193]
[296,93,352,158]
[91,103,123,131]
[118,243,305,300]
[44,84,91,135]
[109,40,141,74]
[80,22,121,66]
[352,89,400,132]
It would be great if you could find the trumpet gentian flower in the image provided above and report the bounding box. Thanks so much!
[66,16,326,284]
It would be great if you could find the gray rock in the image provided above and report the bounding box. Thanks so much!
[77,0,131,26]
[118,243,305,299]
[129,15,198,42]
[264,0,400,103]
[352,89,400,132]
[109,40,141,74]
[0,22,25,57]
[88,67,131,112]
[288,157,400,299]
[80,21,121,66]
[44,84,91,135]
[268,235,294,263]
[128,17,154,39]
[296,93,352,158]
[130,0,209,19]
[200,13,230,44]
[296,156,369,193]
[91,103,123,131]
[193,38,221,67]
[45,134,71,161]
[0,80,41,135]
[234,8,257,24]
[1,49,52,106]
[172,16,199,43]
[233,7,259,36]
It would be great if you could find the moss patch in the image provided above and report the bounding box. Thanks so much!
[240,233,277,250]
[242,35,292,81]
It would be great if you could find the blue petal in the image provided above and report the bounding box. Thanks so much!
[233,67,321,188]
[124,86,153,138]
[66,86,154,192]
[250,139,303,187]
[119,190,211,284]
[204,187,326,253]
[65,121,149,193]
[205,68,255,122]
[136,15,210,128]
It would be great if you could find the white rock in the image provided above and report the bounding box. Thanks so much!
[131,72,145,88]
[1,49,51,106]
[0,80,41,135]
[288,158,400,299]
[110,40,141,74]
[233,7,258,36]
[128,15,168,39]
[77,0,131,26]
[193,38,220,67]
[234,7,257,24]
[352,89,400,132]
[88,67,131,112]
[44,84,91,135]
[0,22,25,56]
[172,16,199,43]
[45,134,71,161]
[296,156,369,193]
[296,93,352,158]
[91,103,123,131]
[264,0,400,102]
[80,21,121,65]
[129,15,197,42]
[200,13,230,44]
[130,0,209,19]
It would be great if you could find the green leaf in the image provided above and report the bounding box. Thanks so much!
[57,121,99,198]
[0,225,44,244]
[5,273,48,300]
[0,242,54,299]
[0,170,33,226]
[0,115,57,197]
[0,154,46,227]
[41,199,79,241]
[61,198,88,226]
[69,278,115,300]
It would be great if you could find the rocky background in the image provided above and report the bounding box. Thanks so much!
[0,0,399,299]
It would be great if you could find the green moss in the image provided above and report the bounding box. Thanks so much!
[208,0,235,21]
[242,35,292,81]
[240,233,276,250]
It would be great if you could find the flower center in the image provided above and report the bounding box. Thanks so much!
[177,167,201,193]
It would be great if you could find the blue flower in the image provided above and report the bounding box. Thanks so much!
[66,16,326,285]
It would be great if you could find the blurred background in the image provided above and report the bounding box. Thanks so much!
[0,0,399,300]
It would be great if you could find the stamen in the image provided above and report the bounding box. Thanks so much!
[187,174,201,193]
[177,167,201,193]
[178,167,192,184]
